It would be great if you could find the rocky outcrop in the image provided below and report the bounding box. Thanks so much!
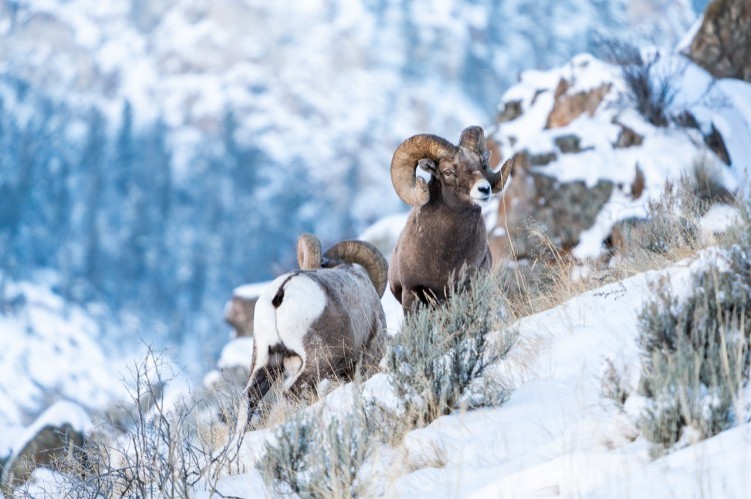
[546,80,612,128]
[687,0,751,82]
[490,155,613,261]
[488,50,746,263]
[1,402,89,493]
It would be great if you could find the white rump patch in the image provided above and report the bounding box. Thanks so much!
[248,273,326,392]
[275,274,326,363]
[282,355,304,390]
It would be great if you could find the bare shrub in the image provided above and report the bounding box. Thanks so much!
[597,38,683,127]
[612,177,708,274]
[600,357,630,409]
[13,347,247,498]
[386,269,517,427]
[497,227,625,322]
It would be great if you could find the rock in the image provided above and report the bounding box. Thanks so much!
[554,134,586,153]
[687,0,751,83]
[703,124,731,165]
[546,80,611,128]
[1,402,89,493]
[497,100,523,123]
[529,151,558,166]
[489,159,613,260]
[613,125,644,149]
[224,295,258,338]
[631,164,645,200]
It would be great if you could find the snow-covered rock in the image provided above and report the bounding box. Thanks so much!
[684,0,751,82]
[488,50,751,261]
[0,272,127,436]
[1,401,90,492]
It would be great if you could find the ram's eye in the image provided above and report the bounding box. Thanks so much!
[443,170,455,177]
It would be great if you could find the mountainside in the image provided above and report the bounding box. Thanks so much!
[11,1,751,496]
[0,0,703,362]
[0,271,128,456]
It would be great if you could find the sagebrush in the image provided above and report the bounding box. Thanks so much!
[386,269,516,427]
[636,245,751,454]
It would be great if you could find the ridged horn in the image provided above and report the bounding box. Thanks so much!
[391,134,457,207]
[297,233,322,270]
[324,240,388,298]
[486,154,515,194]
[458,125,487,154]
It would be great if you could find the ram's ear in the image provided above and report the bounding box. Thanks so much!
[417,158,437,175]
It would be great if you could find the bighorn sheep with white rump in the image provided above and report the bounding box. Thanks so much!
[245,234,388,416]
[389,125,514,313]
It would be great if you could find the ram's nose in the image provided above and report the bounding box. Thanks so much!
[470,178,492,204]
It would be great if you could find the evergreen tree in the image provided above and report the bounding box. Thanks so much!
[80,108,107,297]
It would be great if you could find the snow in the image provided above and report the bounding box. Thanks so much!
[200,247,751,498]
[233,281,273,300]
[357,212,409,263]
[700,204,741,237]
[6,401,92,468]
[676,14,703,53]
[213,337,253,372]
[0,274,126,430]
[669,58,751,188]
[588,422,751,498]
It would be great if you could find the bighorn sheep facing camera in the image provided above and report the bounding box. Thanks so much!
[389,126,513,312]
[245,234,388,415]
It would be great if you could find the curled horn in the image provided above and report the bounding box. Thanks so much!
[458,125,486,154]
[391,134,457,207]
[324,241,388,298]
[297,233,322,270]
[485,154,515,194]
[461,126,512,194]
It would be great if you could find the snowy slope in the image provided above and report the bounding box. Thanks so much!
[205,254,750,498]
[0,272,132,458]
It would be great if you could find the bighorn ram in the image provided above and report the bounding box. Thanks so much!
[245,234,388,415]
[389,126,513,312]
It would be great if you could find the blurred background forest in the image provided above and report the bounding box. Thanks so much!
[0,0,708,371]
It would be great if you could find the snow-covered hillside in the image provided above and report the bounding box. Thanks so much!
[0,271,148,459]
[10,0,751,496]
[0,0,707,387]
[202,253,750,498]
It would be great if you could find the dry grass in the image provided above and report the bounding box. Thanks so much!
[9,348,249,499]
[497,173,732,325]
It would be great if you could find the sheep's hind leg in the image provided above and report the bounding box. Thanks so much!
[245,365,283,423]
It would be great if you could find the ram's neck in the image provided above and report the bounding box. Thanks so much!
[412,202,486,248]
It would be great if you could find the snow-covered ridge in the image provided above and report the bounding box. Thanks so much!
[0,272,127,455]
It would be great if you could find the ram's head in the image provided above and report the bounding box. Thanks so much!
[391,126,512,210]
